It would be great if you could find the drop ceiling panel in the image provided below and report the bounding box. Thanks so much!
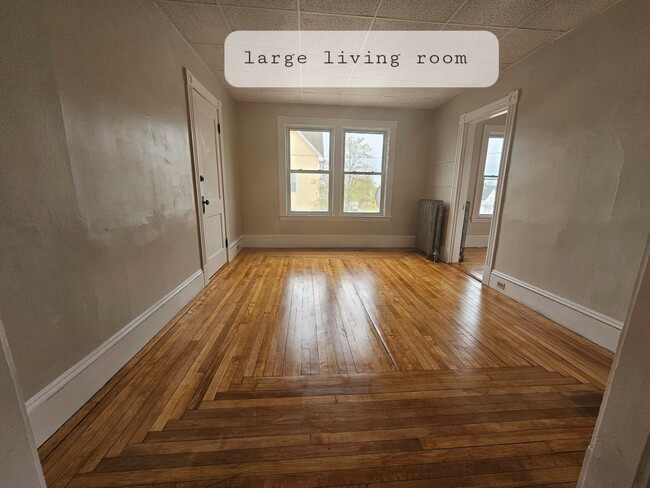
[222,6,299,30]
[220,0,297,9]
[499,28,560,64]
[300,0,380,16]
[156,0,622,108]
[449,0,547,28]
[157,1,230,44]
[377,0,465,23]
[300,13,373,30]
[522,0,619,31]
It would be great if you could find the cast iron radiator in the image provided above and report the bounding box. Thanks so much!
[415,199,444,261]
[459,200,471,262]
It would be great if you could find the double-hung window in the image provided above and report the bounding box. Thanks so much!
[473,126,504,221]
[343,131,386,214]
[279,117,396,219]
[287,128,332,213]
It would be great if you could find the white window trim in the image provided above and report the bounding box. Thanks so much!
[278,116,397,220]
[471,124,505,223]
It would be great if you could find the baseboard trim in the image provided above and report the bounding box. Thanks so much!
[489,270,622,352]
[228,235,244,261]
[26,269,205,447]
[243,234,415,249]
[465,235,489,248]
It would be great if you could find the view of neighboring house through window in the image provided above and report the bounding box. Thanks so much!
[288,129,331,213]
[279,117,395,218]
[343,131,386,214]
[474,132,504,219]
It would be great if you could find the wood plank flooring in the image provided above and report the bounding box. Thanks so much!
[454,247,487,281]
[39,249,613,487]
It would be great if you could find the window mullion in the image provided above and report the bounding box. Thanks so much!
[332,125,343,216]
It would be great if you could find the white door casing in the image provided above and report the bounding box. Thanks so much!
[186,70,228,282]
[447,90,519,286]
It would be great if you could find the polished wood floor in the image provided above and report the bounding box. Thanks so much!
[454,247,487,281]
[39,250,613,487]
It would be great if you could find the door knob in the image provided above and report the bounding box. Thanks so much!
[202,196,210,214]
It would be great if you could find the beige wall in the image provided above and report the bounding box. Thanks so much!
[426,0,650,321]
[237,103,433,237]
[0,0,240,398]
[577,235,650,487]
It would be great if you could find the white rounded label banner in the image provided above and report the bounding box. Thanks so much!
[225,30,499,88]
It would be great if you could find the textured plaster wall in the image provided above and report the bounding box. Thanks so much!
[427,0,650,321]
[0,0,240,398]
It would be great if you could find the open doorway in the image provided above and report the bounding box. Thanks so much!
[446,91,519,285]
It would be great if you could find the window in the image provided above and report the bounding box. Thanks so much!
[343,131,386,214]
[288,129,331,213]
[473,127,504,220]
[278,117,396,219]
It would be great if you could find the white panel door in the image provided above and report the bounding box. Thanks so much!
[192,89,227,279]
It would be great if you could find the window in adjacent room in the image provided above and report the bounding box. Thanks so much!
[473,129,504,220]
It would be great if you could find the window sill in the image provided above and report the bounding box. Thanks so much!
[471,216,493,223]
[279,215,392,222]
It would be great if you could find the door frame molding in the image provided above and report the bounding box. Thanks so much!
[185,68,229,285]
[447,90,519,285]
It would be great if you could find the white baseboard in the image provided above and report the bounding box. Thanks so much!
[489,270,622,352]
[228,235,244,261]
[465,235,489,248]
[244,234,415,249]
[25,270,205,447]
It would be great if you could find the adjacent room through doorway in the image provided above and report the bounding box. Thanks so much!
[447,93,517,285]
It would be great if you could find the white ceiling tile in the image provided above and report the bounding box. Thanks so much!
[262,87,302,94]
[337,95,387,107]
[374,96,422,108]
[300,0,380,16]
[343,87,390,96]
[228,88,268,102]
[300,93,345,105]
[223,6,299,30]
[415,98,450,109]
[385,87,463,98]
[300,13,373,30]
[522,0,620,32]
[220,0,297,9]
[259,89,303,103]
[449,0,546,28]
[372,18,445,31]
[444,23,513,38]
[499,28,560,64]
[157,1,230,44]
[190,43,224,73]
[162,0,616,108]
[377,0,465,23]
[302,87,345,94]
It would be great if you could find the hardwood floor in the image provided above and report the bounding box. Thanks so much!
[454,247,487,281]
[39,249,613,487]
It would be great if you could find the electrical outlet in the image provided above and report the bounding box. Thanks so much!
[497,281,506,290]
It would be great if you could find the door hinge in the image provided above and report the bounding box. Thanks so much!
[217,123,221,134]
[225,238,228,247]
